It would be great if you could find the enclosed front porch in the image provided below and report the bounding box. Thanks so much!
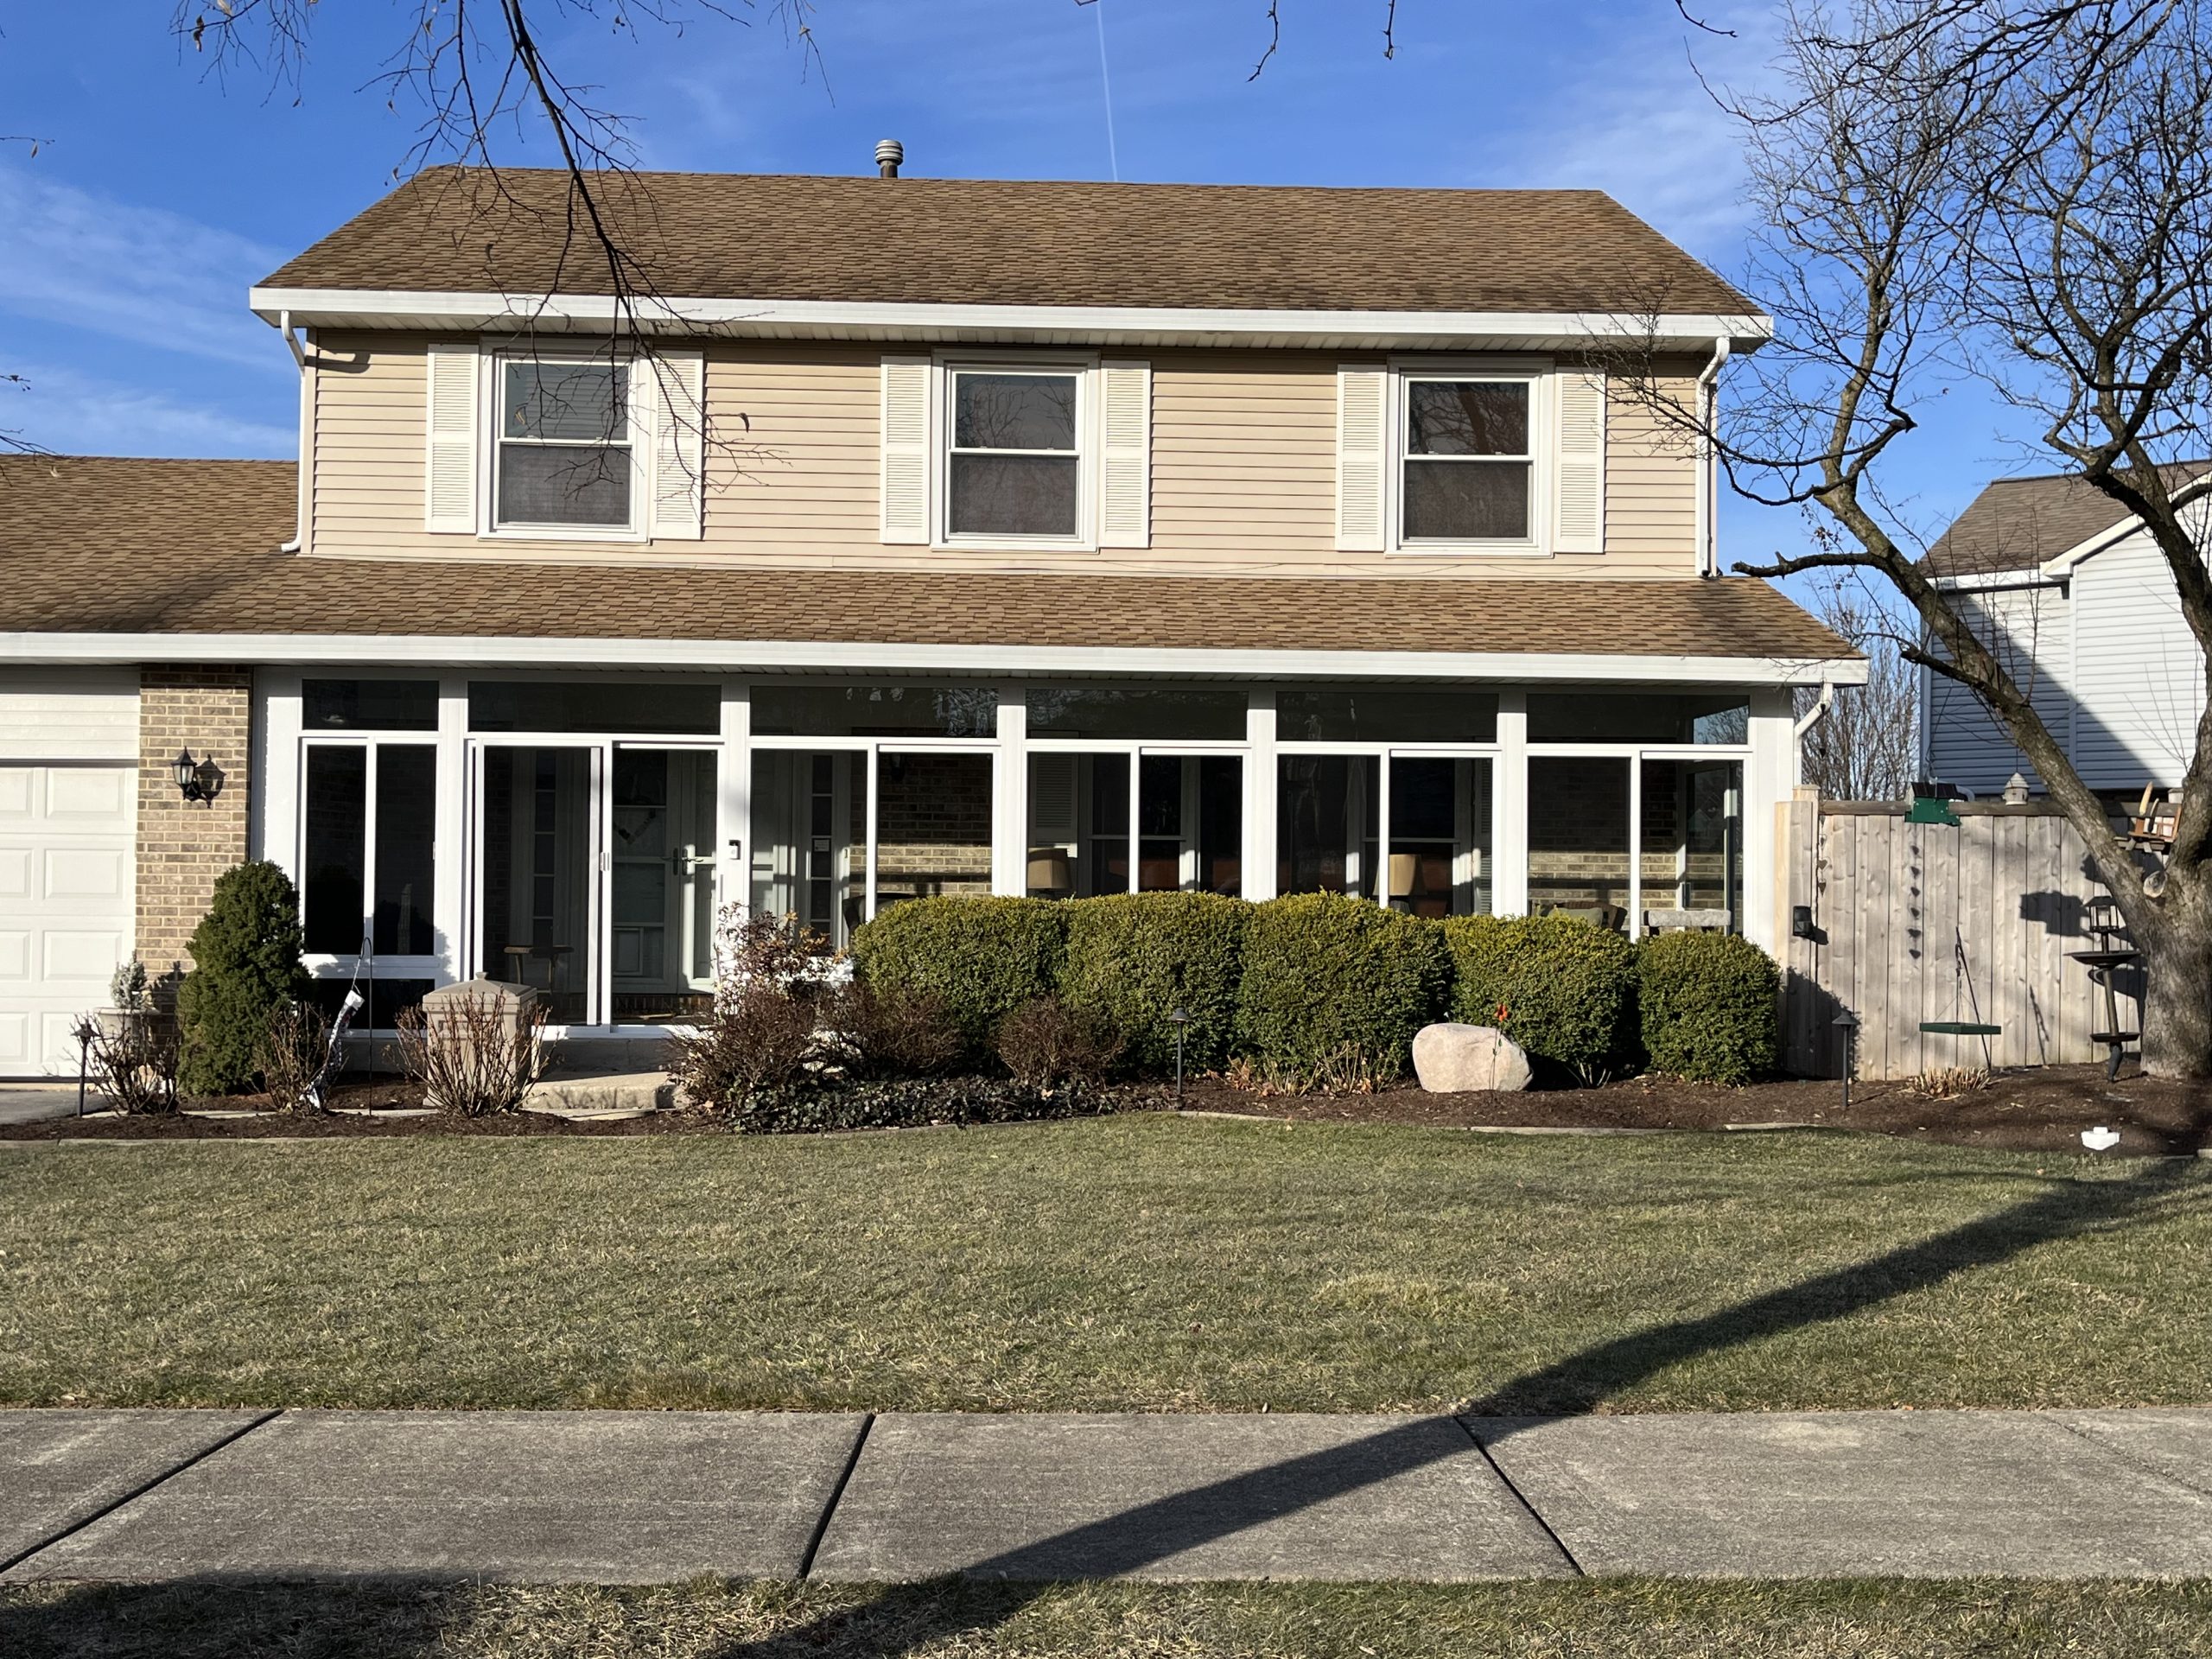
[262,672,1796,1035]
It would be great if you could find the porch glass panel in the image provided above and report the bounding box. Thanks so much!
[1527,756,1631,928]
[1389,756,1493,917]
[1277,755,1380,899]
[1141,754,1243,895]
[468,680,719,734]
[751,683,997,738]
[1027,753,1126,897]
[304,679,438,732]
[372,745,437,956]
[611,748,718,1024]
[1528,692,1751,744]
[875,752,995,907]
[1025,686,1246,741]
[480,746,595,1023]
[302,746,367,955]
[1276,688,1498,743]
[750,750,869,947]
[1639,757,1744,934]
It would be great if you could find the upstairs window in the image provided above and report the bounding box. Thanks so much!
[946,369,1082,539]
[1402,377,1534,543]
[495,359,633,530]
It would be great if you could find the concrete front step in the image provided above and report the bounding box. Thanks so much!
[521,1071,676,1117]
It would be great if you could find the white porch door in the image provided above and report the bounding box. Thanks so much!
[0,764,135,1076]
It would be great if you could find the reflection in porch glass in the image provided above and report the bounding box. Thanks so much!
[875,752,995,910]
[1277,755,1381,899]
[1389,757,1494,918]
[611,749,718,1024]
[1639,758,1744,933]
[751,751,868,946]
[1027,753,1123,897]
[480,747,594,1023]
[1527,756,1631,928]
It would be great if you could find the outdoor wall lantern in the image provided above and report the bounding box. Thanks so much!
[173,749,225,806]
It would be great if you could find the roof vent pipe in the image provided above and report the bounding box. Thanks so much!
[875,139,904,179]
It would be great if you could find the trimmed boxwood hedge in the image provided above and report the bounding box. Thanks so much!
[1234,891,1451,1085]
[851,895,1067,1053]
[1443,912,1639,1083]
[1060,892,1249,1071]
[1638,929,1780,1084]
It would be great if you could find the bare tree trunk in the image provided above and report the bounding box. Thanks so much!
[2138,870,2212,1078]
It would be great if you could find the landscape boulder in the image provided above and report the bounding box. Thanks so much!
[1412,1022,1533,1094]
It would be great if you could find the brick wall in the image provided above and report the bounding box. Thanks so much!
[137,667,252,975]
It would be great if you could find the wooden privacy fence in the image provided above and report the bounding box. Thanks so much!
[1775,792,2130,1080]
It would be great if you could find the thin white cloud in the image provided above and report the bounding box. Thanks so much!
[0,163,288,371]
[5,362,294,458]
[1477,3,1777,261]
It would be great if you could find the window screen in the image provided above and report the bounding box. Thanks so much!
[948,371,1080,537]
[496,360,632,528]
[1402,379,1532,541]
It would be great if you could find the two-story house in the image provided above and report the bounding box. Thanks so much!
[1921,466,2210,799]
[0,162,1862,1073]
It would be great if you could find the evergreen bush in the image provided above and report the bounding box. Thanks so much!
[1443,912,1640,1084]
[1234,891,1450,1086]
[1059,891,1248,1072]
[175,861,312,1096]
[851,895,1067,1054]
[1637,930,1780,1084]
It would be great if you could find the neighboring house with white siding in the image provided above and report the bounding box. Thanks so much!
[1920,467,2211,797]
[1,161,1865,1074]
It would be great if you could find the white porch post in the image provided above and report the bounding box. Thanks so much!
[435,673,468,984]
[992,682,1028,896]
[1745,688,1793,953]
[717,679,751,925]
[1493,689,1529,916]
[1243,687,1278,900]
[258,671,303,887]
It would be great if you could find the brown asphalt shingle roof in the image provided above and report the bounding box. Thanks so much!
[1925,465,2212,578]
[0,456,1853,662]
[258,168,1752,317]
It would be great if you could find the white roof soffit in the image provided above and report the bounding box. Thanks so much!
[250,287,1775,353]
[0,632,1866,686]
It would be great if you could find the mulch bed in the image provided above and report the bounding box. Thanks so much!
[10,1067,2207,1155]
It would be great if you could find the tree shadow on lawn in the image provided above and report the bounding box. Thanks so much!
[3,1160,2203,1659]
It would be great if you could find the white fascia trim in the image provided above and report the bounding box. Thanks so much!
[1932,569,2068,594]
[251,287,1775,352]
[0,631,1866,686]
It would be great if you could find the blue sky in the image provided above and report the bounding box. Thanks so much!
[0,0,2033,564]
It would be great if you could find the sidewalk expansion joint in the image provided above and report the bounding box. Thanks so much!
[1459,1418,1585,1577]
[0,1408,281,1578]
[799,1411,874,1580]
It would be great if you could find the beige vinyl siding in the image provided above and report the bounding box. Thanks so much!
[308,334,1702,576]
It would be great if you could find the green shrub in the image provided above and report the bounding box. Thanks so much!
[717,1075,1111,1135]
[1638,930,1780,1084]
[1234,892,1450,1086]
[1059,891,1248,1072]
[175,861,313,1096]
[1444,913,1639,1084]
[851,896,1067,1053]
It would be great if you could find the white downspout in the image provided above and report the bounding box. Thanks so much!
[276,309,308,553]
[1695,336,1731,578]
[1791,678,1836,786]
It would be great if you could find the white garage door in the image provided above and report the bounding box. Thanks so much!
[0,765,136,1076]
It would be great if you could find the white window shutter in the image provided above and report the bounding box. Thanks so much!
[424,343,479,534]
[880,355,931,544]
[1098,359,1152,548]
[1553,369,1607,554]
[645,350,706,540]
[1335,364,1388,551]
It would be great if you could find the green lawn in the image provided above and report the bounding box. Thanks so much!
[7,1578,2212,1658]
[1,1117,2208,1412]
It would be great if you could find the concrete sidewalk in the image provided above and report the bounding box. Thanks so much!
[3,1407,2209,1586]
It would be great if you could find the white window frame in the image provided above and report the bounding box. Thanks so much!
[934,353,1100,552]
[481,346,650,543]
[1388,357,1552,556]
